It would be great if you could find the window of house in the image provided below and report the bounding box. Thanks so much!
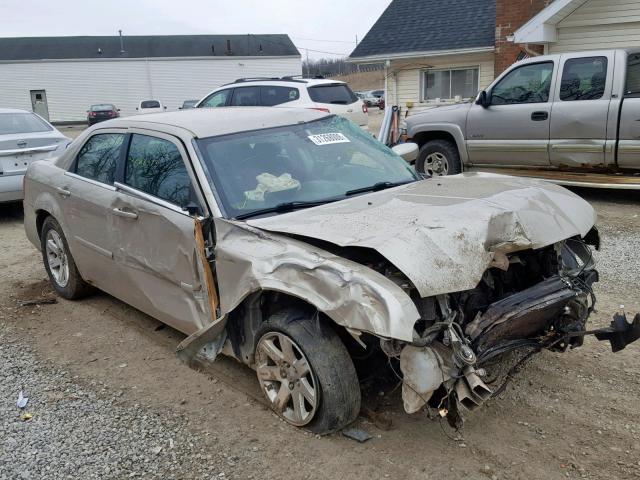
[125,134,191,208]
[75,133,125,185]
[491,62,554,105]
[423,67,479,101]
[560,56,607,101]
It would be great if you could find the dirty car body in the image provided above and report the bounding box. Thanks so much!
[24,107,639,433]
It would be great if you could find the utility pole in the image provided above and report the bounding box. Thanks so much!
[305,49,309,78]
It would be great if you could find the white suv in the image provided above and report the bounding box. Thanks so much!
[195,77,369,129]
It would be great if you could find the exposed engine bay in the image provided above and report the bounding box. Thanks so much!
[360,232,638,427]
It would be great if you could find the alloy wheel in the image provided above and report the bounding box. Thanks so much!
[45,229,69,287]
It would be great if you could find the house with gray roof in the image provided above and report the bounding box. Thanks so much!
[351,0,640,116]
[0,34,300,122]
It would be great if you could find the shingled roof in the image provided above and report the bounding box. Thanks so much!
[0,34,299,61]
[350,0,496,59]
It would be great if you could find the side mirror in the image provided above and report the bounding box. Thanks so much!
[391,142,419,163]
[476,90,490,108]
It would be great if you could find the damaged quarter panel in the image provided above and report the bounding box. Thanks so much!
[248,173,597,298]
[214,218,421,342]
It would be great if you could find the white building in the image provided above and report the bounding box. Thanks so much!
[0,34,302,123]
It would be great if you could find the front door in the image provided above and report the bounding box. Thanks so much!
[59,131,126,296]
[549,53,613,168]
[111,131,213,335]
[466,61,555,166]
[30,90,50,121]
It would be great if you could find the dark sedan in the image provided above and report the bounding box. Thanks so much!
[87,104,120,125]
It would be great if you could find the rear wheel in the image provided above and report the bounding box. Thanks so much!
[254,310,360,434]
[416,139,461,176]
[40,216,93,299]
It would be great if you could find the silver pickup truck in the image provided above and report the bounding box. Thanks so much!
[406,49,640,188]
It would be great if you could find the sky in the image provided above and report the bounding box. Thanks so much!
[0,0,391,59]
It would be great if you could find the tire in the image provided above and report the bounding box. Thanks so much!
[254,310,360,434]
[40,216,93,300]
[416,139,461,176]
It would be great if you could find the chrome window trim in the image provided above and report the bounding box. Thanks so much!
[114,181,190,217]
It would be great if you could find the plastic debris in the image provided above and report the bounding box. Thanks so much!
[342,427,373,443]
[21,412,33,421]
[16,390,29,409]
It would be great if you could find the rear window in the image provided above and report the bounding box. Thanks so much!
[308,84,358,105]
[141,100,161,109]
[91,104,114,111]
[0,112,52,135]
[261,86,300,106]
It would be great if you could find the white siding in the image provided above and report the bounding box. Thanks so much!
[550,0,640,53]
[386,52,494,116]
[0,56,301,122]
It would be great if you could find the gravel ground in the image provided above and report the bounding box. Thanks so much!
[0,323,257,480]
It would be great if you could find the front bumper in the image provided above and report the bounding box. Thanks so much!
[0,173,24,203]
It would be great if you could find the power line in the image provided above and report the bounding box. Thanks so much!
[296,46,350,56]
[291,36,356,44]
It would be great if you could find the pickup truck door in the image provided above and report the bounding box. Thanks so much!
[549,52,614,168]
[617,52,640,170]
[466,60,555,166]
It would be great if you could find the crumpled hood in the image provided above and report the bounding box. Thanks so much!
[248,173,596,297]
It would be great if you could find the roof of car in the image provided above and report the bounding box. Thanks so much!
[0,108,33,114]
[0,34,299,61]
[220,77,346,88]
[100,107,331,138]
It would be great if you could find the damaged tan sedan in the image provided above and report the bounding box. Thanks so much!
[24,108,639,433]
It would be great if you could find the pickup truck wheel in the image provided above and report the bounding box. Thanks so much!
[40,216,94,300]
[254,310,360,434]
[416,139,461,176]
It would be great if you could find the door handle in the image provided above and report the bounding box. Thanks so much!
[55,186,71,197]
[112,207,138,219]
[531,111,549,121]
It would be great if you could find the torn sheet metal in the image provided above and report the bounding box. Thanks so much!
[248,173,596,298]
[213,218,421,342]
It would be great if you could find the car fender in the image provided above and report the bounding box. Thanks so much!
[408,122,469,165]
[213,218,421,343]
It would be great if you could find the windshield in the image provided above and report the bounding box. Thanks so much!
[308,84,358,104]
[0,112,52,135]
[91,104,115,111]
[196,115,418,219]
[141,100,160,108]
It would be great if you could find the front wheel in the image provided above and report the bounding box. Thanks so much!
[415,139,461,176]
[254,310,360,434]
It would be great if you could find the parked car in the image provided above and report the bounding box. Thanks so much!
[0,108,70,203]
[136,100,166,114]
[195,77,369,129]
[406,49,640,186]
[179,100,199,110]
[87,104,120,125]
[362,91,381,108]
[23,108,638,433]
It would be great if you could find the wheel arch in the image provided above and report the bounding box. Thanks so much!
[409,124,468,166]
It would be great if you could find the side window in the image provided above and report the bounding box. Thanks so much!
[560,56,608,101]
[260,86,300,106]
[230,86,260,106]
[200,89,231,108]
[491,62,554,105]
[626,53,640,97]
[75,133,125,185]
[125,134,192,208]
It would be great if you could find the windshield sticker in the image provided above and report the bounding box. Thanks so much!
[308,133,350,145]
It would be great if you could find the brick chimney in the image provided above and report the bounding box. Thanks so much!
[494,0,551,76]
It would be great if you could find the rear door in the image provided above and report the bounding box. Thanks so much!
[466,61,555,166]
[307,83,367,126]
[58,131,126,295]
[111,130,213,335]
[549,52,613,168]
